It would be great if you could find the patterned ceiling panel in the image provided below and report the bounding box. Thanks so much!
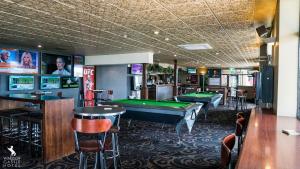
[0,0,276,67]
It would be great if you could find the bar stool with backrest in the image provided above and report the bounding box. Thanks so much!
[235,117,245,154]
[236,112,244,119]
[71,118,112,169]
[220,133,236,169]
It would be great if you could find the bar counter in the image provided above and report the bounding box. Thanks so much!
[0,94,75,163]
[236,108,300,169]
[148,84,174,100]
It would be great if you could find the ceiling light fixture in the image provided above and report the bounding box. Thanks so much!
[154,31,159,35]
[216,52,219,55]
[123,34,127,38]
[178,43,213,50]
[165,37,169,41]
[37,45,42,48]
[174,54,177,57]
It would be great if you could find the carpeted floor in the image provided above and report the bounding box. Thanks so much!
[0,106,251,169]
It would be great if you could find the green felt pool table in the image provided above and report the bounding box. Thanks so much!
[176,92,223,119]
[102,99,203,141]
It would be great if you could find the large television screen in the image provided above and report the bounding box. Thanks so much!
[73,55,84,77]
[0,49,39,74]
[9,75,35,91]
[40,76,60,90]
[131,64,143,74]
[187,67,196,74]
[41,53,72,76]
[61,77,79,88]
[208,69,221,78]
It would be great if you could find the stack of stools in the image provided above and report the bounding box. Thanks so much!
[0,108,29,141]
[16,110,43,152]
[235,112,245,154]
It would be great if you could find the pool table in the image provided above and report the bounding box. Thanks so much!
[176,92,223,119]
[102,99,203,141]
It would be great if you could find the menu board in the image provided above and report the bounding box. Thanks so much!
[131,64,143,74]
[9,75,34,91]
[40,76,60,89]
[61,77,79,88]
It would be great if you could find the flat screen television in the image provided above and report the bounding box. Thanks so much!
[73,55,84,77]
[187,67,196,74]
[9,75,35,91]
[0,49,39,74]
[208,69,221,78]
[131,64,143,75]
[40,76,61,90]
[41,53,72,76]
[61,77,79,88]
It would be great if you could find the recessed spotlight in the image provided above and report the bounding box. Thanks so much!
[216,52,219,55]
[154,30,159,35]
[174,54,177,57]
[123,34,127,38]
[37,45,42,48]
[165,37,169,41]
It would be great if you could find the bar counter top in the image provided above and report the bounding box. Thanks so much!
[0,94,72,103]
[236,108,300,169]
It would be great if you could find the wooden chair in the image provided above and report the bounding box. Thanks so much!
[71,118,112,169]
[236,112,244,119]
[235,117,245,154]
[220,133,236,169]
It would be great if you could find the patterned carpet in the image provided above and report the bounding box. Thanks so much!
[0,107,251,169]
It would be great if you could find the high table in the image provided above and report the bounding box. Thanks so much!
[74,106,126,118]
[236,108,300,169]
[0,94,74,164]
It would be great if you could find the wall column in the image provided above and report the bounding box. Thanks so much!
[141,63,148,99]
[173,60,178,96]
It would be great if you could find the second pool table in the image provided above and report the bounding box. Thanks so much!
[176,92,223,119]
[102,99,203,142]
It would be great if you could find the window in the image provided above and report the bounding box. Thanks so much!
[238,75,254,86]
[221,75,228,86]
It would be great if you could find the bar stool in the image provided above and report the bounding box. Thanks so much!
[15,110,43,156]
[106,113,122,169]
[220,133,235,169]
[0,108,29,139]
[71,118,112,169]
[235,117,245,154]
[236,112,244,119]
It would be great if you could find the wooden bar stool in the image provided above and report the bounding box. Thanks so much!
[235,117,245,154]
[71,118,112,169]
[220,133,236,169]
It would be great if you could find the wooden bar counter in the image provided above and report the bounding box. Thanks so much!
[0,94,75,164]
[236,108,300,169]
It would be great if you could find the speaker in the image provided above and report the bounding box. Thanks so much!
[256,25,268,37]
[261,65,273,104]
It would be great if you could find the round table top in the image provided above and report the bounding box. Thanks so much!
[74,105,126,117]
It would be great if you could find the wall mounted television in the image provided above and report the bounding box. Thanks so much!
[9,75,35,91]
[73,55,84,77]
[40,76,61,90]
[61,77,79,88]
[131,64,143,75]
[187,67,197,74]
[41,53,72,76]
[0,49,39,74]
